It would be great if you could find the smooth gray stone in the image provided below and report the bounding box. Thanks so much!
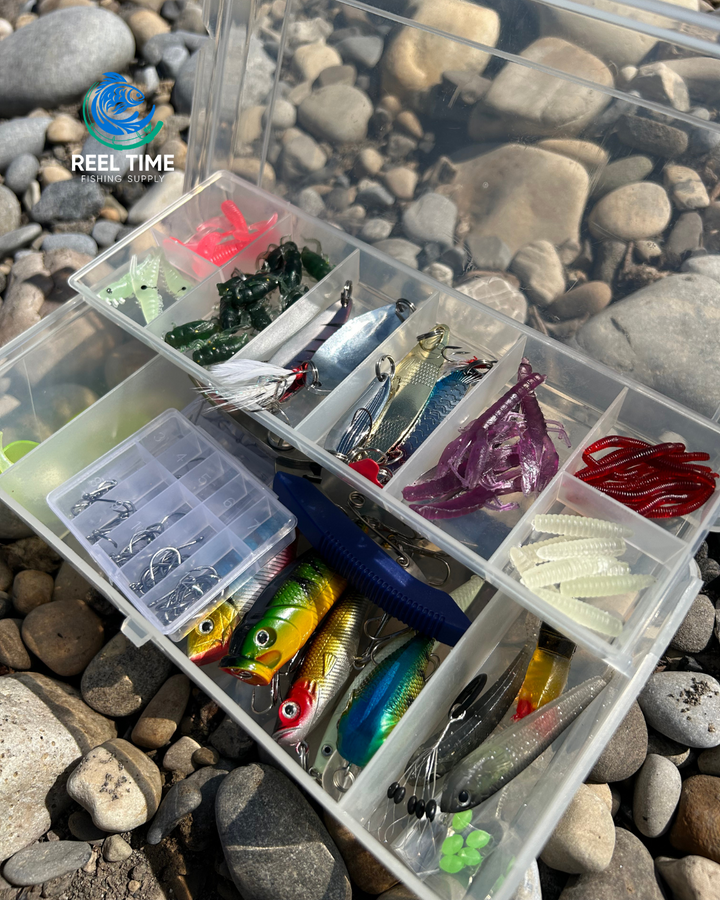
[0,223,41,254]
[670,593,716,654]
[335,35,384,69]
[0,9,135,117]
[575,273,720,417]
[0,117,51,172]
[175,30,209,52]
[216,764,352,900]
[3,841,91,886]
[467,233,512,271]
[142,31,184,66]
[147,763,229,846]
[91,219,122,248]
[134,65,160,95]
[31,180,104,224]
[42,233,97,256]
[78,137,134,183]
[402,192,458,248]
[588,701,647,783]
[4,154,39,196]
[373,237,421,268]
[0,185,20,237]
[172,50,200,115]
[682,252,720,284]
[356,178,395,209]
[638,671,720,749]
[159,43,190,80]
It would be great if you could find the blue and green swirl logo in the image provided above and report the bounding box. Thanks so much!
[82,72,163,150]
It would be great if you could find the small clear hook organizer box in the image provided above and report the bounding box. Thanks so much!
[46,409,297,637]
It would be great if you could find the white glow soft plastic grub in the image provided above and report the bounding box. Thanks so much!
[534,588,624,637]
[533,514,633,540]
[535,537,626,561]
[559,574,656,598]
[522,556,628,590]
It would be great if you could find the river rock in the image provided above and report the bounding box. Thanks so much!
[373,237,421,268]
[670,775,720,862]
[0,223,41,256]
[441,144,588,256]
[0,185,19,236]
[656,855,720,900]
[539,139,608,172]
[510,240,565,306]
[31,179,104,224]
[67,737,162,832]
[147,763,230,847]
[402,192,457,248]
[298,85,373,145]
[541,784,615,874]
[0,619,30,669]
[382,0,499,100]
[11,568,53,614]
[647,729,692,768]
[131,673,190,749]
[0,9,135,116]
[633,753,682,838]
[682,254,720,284]
[537,0,698,68]
[0,117,51,172]
[324,815,398,894]
[664,57,720,105]
[591,155,654,199]
[4,153,38,196]
[558,827,663,900]
[127,171,185,225]
[3,842,91,886]
[631,62,690,111]
[638,671,720,749]
[466,234,512,271]
[46,113,86,144]
[587,701,647,783]
[616,115,689,158]
[671,594,715,654]
[216,764,351,900]
[547,281,611,320]
[209,715,254,761]
[81,632,174,716]
[102,834,132,863]
[664,165,710,210]
[479,38,613,138]
[575,273,720,417]
[698,745,720,776]
[588,182,671,241]
[163,736,201,775]
[0,672,115,861]
[293,41,341,83]
[666,212,703,267]
[384,166,417,201]
[22,599,103,676]
[281,132,327,180]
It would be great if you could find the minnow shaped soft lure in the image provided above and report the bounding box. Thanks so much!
[273,590,371,748]
[312,299,414,391]
[220,552,346,685]
[441,673,610,812]
[513,623,575,720]
[272,472,472,646]
[186,543,297,665]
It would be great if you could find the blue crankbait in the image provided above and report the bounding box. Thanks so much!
[312,299,414,390]
[325,356,395,461]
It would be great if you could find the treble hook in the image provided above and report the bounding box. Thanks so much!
[251,673,280,715]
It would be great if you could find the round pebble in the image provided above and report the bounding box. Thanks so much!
[541,784,615,874]
[4,154,39,196]
[262,98,296,130]
[655,855,720,900]
[402,192,458,248]
[633,753,682,838]
[355,147,383,177]
[671,593,716,653]
[11,569,53,615]
[509,240,565,307]
[671,774,720,862]
[0,618,31,669]
[588,701,648,783]
[638,671,720,749]
[3,841,92,886]
[0,185,21,237]
[588,182,672,241]
[293,41,342,83]
[67,811,107,844]
[22,599,104,677]
[102,834,132,863]
[547,281,612,321]
[46,114,86,143]
[298,84,374,145]
[131,673,191,749]
[383,166,417,200]
[163,735,202,775]
[192,746,220,768]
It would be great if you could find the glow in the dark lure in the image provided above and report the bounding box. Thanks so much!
[533,514,632,539]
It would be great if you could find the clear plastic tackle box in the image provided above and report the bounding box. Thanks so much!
[2,0,720,896]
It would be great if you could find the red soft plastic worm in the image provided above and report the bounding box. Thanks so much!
[575,435,717,519]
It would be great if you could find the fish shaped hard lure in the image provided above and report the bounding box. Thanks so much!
[274,591,372,747]
[325,356,395,460]
[220,554,346,685]
[513,624,575,720]
[269,281,353,370]
[441,673,609,812]
[187,543,297,665]
[368,325,450,459]
[337,632,434,768]
[312,299,414,391]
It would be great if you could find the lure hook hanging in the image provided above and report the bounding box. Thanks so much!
[251,673,280,715]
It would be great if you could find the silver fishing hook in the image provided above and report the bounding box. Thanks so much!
[251,673,280,715]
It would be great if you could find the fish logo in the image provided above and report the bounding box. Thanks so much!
[82,72,163,150]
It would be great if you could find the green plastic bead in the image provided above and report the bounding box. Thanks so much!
[441,834,464,856]
[452,811,473,831]
[458,847,482,868]
[439,855,465,874]
[466,830,491,849]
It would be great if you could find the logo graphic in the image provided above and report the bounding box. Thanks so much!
[82,72,163,150]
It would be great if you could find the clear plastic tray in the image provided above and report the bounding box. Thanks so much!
[46,409,296,636]
[68,172,720,674]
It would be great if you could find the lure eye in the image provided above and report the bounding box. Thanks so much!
[458,790,470,807]
[254,628,274,647]
[281,701,300,720]
[321,744,333,757]
[198,619,214,635]
[106,288,112,293]
[140,284,147,290]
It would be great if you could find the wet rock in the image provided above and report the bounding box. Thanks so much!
[373,237,421,268]
[510,240,565,307]
[216,763,352,900]
[102,835,132,863]
[0,672,115,860]
[0,9,135,116]
[67,738,162,832]
[281,132,327,180]
[383,166,417,201]
[81,632,174,716]
[22,599,103,677]
[557,827,663,899]
[336,35,383,69]
[441,144,588,256]
[631,62,690,111]
[638,671,720,749]
[665,212,703,267]
[616,115,689,158]
[670,775,720,862]
[0,117,51,171]
[162,736,201,775]
[591,155,654,200]
[633,753,682,838]
[298,85,373,145]
[147,763,229,847]
[588,182,671,241]
[131,674,190,749]
[11,569,53,615]
[293,41,341,83]
[671,594,715,654]
[3,842,91,886]
[479,38,612,138]
[172,50,199,114]
[538,139,608,173]
[664,165,710,211]
[192,746,220,767]
[456,274,528,323]
[360,218,392,242]
[262,98,295,131]
[209,715,253,761]
[682,253,720,283]
[547,281,611,320]
[356,178,394,209]
[587,701,648,783]
[324,814,398,893]
[315,64,356,88]
[655,855,720,900]
[0,619,30,670]
[467,234,512,271]
[127,171,185,225]
[402,192,457,247]
[575,273,720,418]
[664,57,720,105]
[382,0,499,100]
[541,784,615,874]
